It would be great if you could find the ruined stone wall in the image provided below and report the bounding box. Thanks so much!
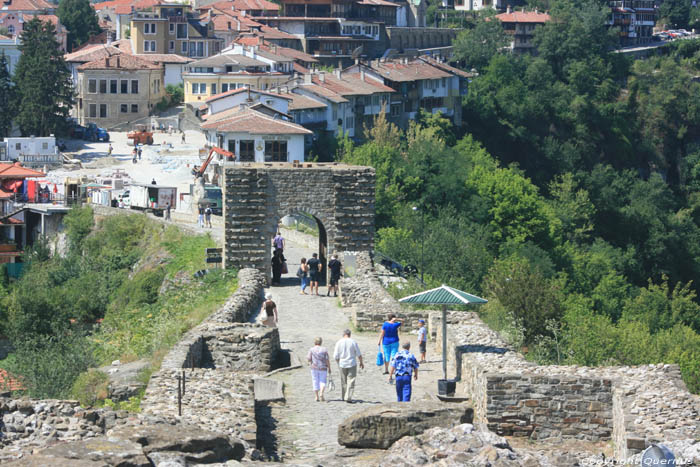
[340,251,427,332]
[435,311,700,459]
[142,267,276,449]
[223,163,375,277]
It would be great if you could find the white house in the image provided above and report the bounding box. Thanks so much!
[1,136,60,167]
[204,87,291,116]
[201,106,310,163]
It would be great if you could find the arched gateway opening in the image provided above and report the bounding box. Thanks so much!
[223,163,375,282]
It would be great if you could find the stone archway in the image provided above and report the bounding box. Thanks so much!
[223,163,375,282]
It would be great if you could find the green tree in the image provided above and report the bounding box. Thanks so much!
[14,18,74,137]
[0,53,15,139]
[57,0,101,52]
[452,11,508,71]
[659,0,691,28]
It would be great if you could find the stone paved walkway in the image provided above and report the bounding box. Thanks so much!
[255,240,443,463]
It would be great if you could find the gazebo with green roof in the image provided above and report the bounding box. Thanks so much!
[399,285,487,386]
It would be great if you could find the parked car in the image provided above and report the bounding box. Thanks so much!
[85,123,110,142]
[68,121,86,139]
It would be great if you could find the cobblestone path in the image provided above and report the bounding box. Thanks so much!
[256,240,442,463]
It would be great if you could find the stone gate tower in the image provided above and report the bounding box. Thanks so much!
[223,163,375,281]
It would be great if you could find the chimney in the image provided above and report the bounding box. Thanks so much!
[534,7,538,13]
[319,71,325,82]
[116,55,120,67]
[360,69,365,81]
[355,58,359,65]
[304,73,312,84]
[334,68,341,79]
[105,57,110,67]
[507,4,511,13]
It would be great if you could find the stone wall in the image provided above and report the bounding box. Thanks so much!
[341,251,427,332]
[223,163,375,279]
[435,311,700,459]
[141,267,279,451]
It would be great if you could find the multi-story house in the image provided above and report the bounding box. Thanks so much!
[0,34,20,74]
[198,0,280,18]
[183,47,292,103]
[129,3,224,58]
[495,7,550,52]
[0,13,68,50]
[345,57,468,127]
[76,54,165,128]
[609,0,656,46]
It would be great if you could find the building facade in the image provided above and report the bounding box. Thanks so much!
[495,7,551,52]
[76,54,165,128]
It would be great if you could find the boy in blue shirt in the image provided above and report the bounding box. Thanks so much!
[389,342,419,402]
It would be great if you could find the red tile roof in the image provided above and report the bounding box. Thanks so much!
[201,106,311,134]
[259,44,317,63]
[419,56,476,79]
[133,53,194,64]
[0,0,53,12]
[495,10,551,23]
[112,38,133,54]
[0,369,24,392]
[206,86,291,103]
[235,35,261,46]
[232,0,279,11]
[283,92,326,111]
[0,162,45,178]
[356,0,399,6]
[64,44,122,63]
[78,54,162,70]
[313,72,395,96]
[368,60,452,82]
[296,83,348,103]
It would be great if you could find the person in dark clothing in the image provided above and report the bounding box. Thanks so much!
[271,249,286,285]
[151,178,157,185]
[165,203,171,221]
[307,253,322,295]
[138,148,142,160]
[327,254,342,297]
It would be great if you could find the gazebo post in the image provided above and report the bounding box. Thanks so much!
[442,304,447,381]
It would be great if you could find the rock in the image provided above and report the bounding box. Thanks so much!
[98,360,151,402]
[108,423,245,463]
[147,451,188,467]
[6,437,150,467]
[4,454,108,466]
[337,402,474,449]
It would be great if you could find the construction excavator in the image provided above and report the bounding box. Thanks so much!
[192,146,235,179]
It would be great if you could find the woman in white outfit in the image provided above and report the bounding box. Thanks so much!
[307,337,330,402]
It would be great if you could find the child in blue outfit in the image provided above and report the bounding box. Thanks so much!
[378,313,402,378]
[389,341,419,401]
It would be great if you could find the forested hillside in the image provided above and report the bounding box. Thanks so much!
[341,0,700,393]
[0,208,236,402]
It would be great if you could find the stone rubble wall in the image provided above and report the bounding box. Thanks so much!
[434,311,700,460]
[341,251,427,332]
[141,267,277,450]
[223,164,375,278]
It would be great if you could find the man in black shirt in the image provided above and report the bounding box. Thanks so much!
[327,254,342,297]
[307,253,322,296]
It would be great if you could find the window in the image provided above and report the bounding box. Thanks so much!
[200,83,207,94]
[144,23,157,34]
[7,25,14,35]
[227,139,236,154]
[121,104,128,113]
[189,41,196,57]
[169,23,175,34]
[222,83,228,92]
[88,79,97,93]
[192,82,198,94]
[391,103,400,117]
[239,140,255,161]
[181,41,188,53]
[347,116,354,128]
[211,83,216,95]
[372,95,379,106]
[131,104,138,113]
[176,23,187,39]
[99,79,107,93]
[144,40,156,52]
[110,79,117,93]
[15,143,21,150]
[197,41,204,57]
[169,40,175,51]
[120,79,128,93]
[332,104,338,120]
[213,41,220,53]
[441,78,446,87]
[264,140,287,162]
[89,104,97,118]
[99,104,107,118]
[42,142,48,150]
[131,80,139,94]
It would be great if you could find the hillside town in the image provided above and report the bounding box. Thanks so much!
[0,0,699,465]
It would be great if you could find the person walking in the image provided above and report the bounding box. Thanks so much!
[298,257,309,295]
[271,249,286,285]
[333,329,364,403]
[107,143,113,156]
[388,342,419,402]
[273,231,285,253]
[197,205,205,227]
[165,202,171,221]
[307,253,322,295]
[417,319,427,363]
[205,205,213,228]
[181,131,186,144]
[132,147,138,163]
[138,147,142,160]
[307,337,331,402]
[261,293,278,327]
[378,313,402,378]
[327,254,342,297]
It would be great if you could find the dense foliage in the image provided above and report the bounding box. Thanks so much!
[14,18,74,137]
[0,208,236,400]
[57,0,101,52]
[341,3,700,392]
[0,53,14,139]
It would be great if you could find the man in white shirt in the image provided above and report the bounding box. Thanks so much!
[333,329,364,403]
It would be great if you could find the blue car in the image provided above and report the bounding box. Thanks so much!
[85,123,110,142]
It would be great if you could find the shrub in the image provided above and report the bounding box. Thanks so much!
[71,369,109,407]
